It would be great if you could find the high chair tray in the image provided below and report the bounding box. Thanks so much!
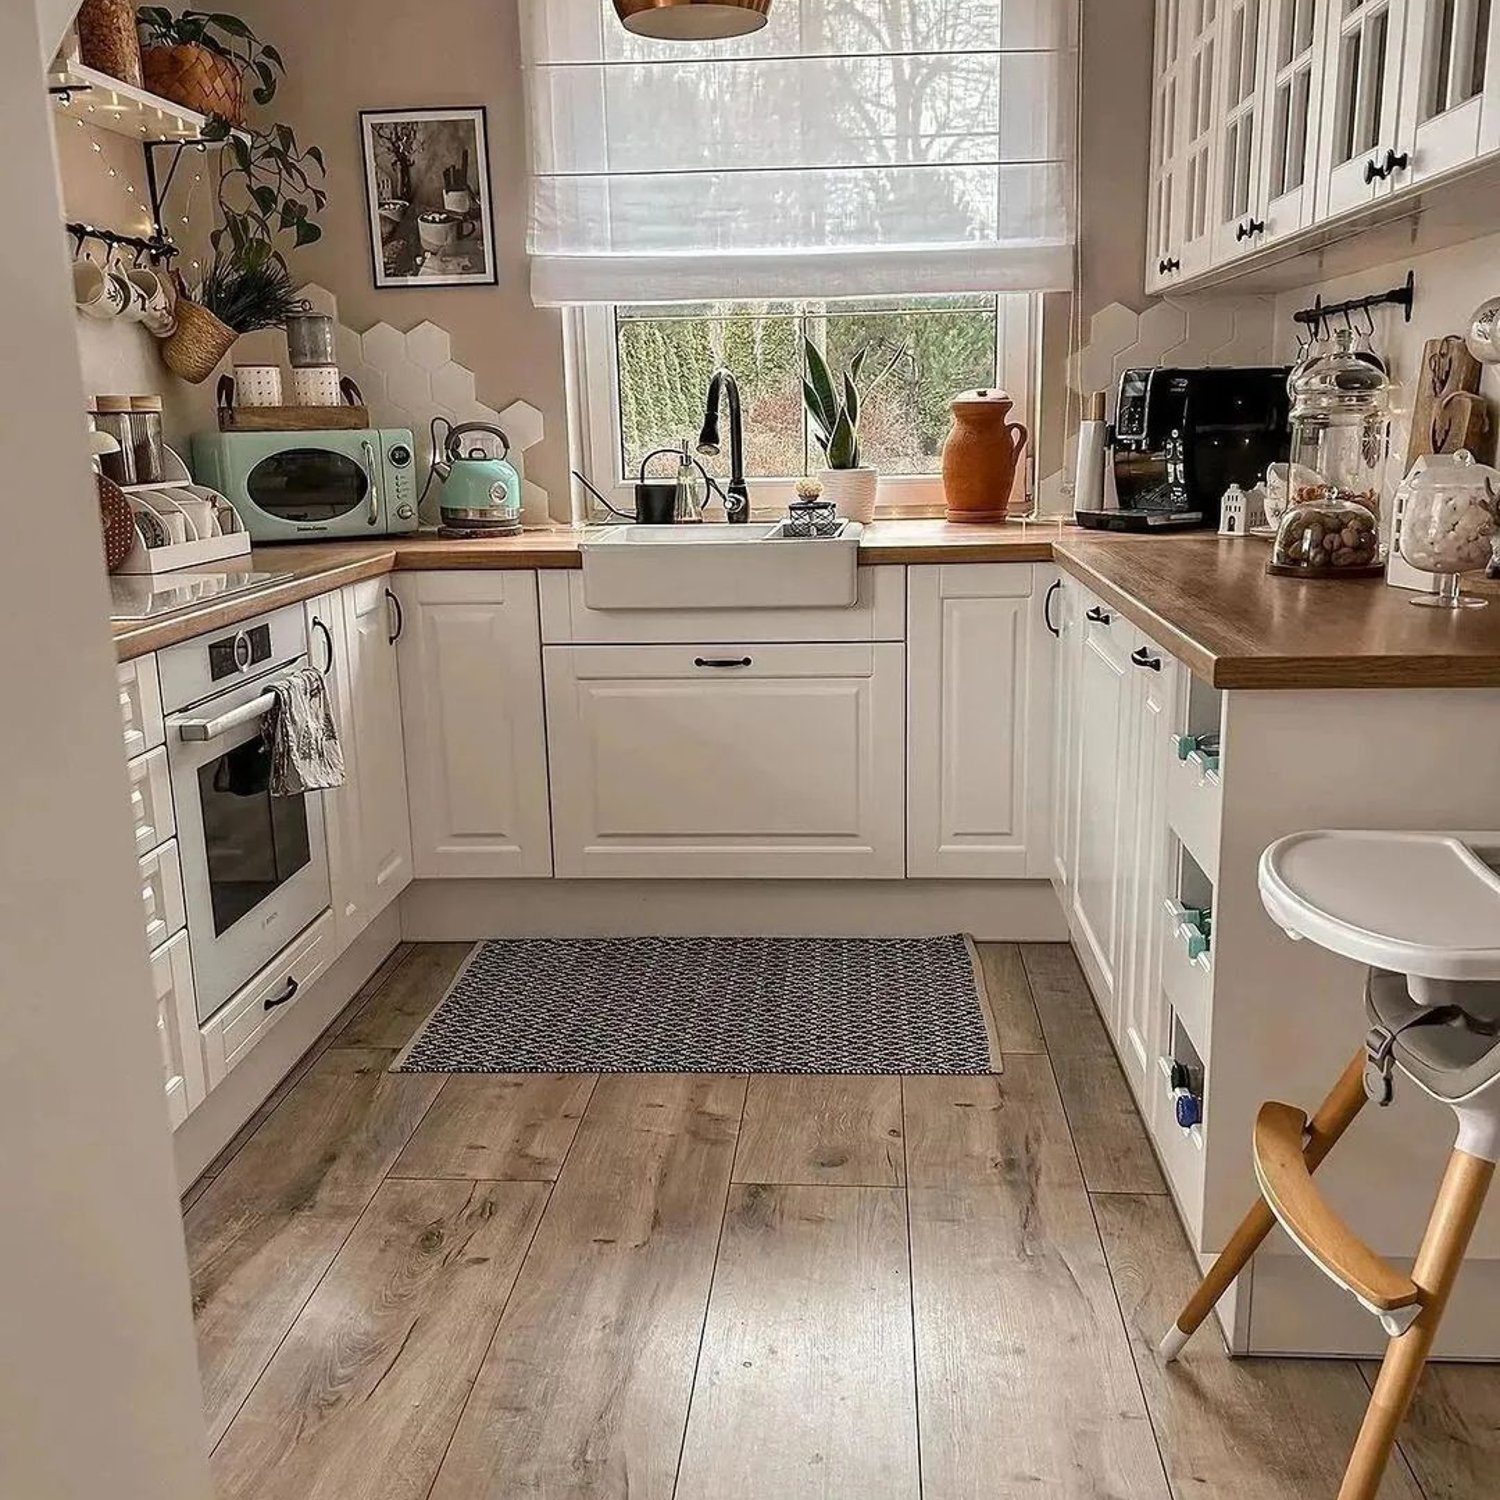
[1260,830,1500,981]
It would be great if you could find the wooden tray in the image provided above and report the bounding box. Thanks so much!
[218,404,371,432]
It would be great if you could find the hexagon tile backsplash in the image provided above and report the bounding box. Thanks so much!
[298,284,551,526]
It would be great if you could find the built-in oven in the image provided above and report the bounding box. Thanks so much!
[160,605,331,1021]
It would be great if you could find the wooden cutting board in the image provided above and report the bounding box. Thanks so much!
[218,404,371,432]
[1405,335,1493,466]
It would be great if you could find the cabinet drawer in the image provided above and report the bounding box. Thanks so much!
[1161,901,1212,1059]
[126,746,175,857]
[139,839,186,953]
[149,931,205,1126]
[1167,747,1222,880]
[119,655,164,758]
[201,910,335,1089]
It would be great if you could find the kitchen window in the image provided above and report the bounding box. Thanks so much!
[569,291,1040,518]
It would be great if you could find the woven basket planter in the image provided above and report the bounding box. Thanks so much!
[161,300,238,385]
[142,43,245,126]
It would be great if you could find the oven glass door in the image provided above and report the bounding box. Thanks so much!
[244,447,372,525]
[168,669,330,1022]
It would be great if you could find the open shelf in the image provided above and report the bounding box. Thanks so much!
[48,59,246,146]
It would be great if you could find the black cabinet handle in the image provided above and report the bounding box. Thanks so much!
[1043,579,1061,638]
[1085,605,1113,625]
[385,587,403,645]
[1163,256,1181,273]
[1131,646,1163,671]
[263,977,299,1011]
[312,616,334,675]
[694,657,753,669]
[1384,147,1410,176]
[1364,154,1388,183]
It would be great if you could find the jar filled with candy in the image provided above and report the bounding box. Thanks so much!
[1396,450,1500,608]
[1268,327,1389,578]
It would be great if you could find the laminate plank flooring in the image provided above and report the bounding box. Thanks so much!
[186,941,1500,1500]
[210,1178,547,1500]
[185,1047,444,1445]
[905,1061,1171,1499]
[1095,1191,1425,1499]
[427,1073,745,1500]
[733,1074,904,1186]
[675,1184,920,1500]
[1021,941,1167,1194]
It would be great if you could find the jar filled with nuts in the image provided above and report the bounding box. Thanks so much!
[1268,327,1390,578]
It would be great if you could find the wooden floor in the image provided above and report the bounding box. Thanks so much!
[184,941,1500,1499]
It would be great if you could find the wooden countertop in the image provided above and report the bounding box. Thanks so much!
[110,520,1500,689]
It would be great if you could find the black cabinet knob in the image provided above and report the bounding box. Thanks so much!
[1384,147,1410,176]
[1085,605,1113,625]
[1131,646,1163,671]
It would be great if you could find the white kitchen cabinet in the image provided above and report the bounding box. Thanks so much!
[906,564,1050,879]
[1210,0,1269,263]
[545,642,905,879]
[395,571,553,879]
[1178,0,1224,278]
[307,584,412,948]
[1318,0,1410,219]
[1049,572,1082,897]
[1067,595,1133,1012]
[1255,0,1328,246]
[1146,0,1188,290]
[150,930,205,1128]
[1400,0,1500,178]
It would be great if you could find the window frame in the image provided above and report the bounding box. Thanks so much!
[565,293,1042,524]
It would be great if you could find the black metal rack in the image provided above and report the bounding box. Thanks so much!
[66,222,178,264]
[1292,270,1416,334]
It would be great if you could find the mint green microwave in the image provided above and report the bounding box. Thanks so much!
[191,428,419,541]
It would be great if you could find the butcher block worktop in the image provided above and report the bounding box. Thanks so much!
[110,520,1500,688]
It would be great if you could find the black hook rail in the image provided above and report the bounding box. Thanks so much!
[66,221,178,264]
[1292,269,1415,334]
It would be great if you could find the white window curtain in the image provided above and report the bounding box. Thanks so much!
[520,0,1078,306]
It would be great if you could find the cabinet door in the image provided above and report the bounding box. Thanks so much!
[1211,0,1270,262]
[1256,0,1328,243]
[1069,601,1132,1013]
[150,931,205,1127]
[907,564,1046,879]
[1179,0,1224,276]
[306,591,363,947]
[396,571,553,879]
[344,579,412,914]
[1319,0,1409,218]
[1401,0,1500,178]
[1147,0,1188,290]
[546,642,905,879]
[1049,574,1080,898]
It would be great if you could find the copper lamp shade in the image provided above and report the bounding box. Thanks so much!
[614,0,771,41]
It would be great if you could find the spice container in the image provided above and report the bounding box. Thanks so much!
[1268,327,1390,578]
[130,395,165,485]
[90,397,136,487]
[1395,450,1500,609]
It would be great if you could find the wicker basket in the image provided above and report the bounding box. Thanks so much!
[142,43,245,126]
[75,0,143,88]
[161,300,238,385]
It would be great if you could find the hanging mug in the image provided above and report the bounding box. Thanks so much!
[72,245,129,320]
[125,262,176,337]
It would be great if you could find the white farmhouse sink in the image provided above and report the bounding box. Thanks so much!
[579,522,863,610]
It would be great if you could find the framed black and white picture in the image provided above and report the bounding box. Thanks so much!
[360,107,497,288]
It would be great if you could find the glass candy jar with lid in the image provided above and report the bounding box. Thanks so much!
[1396,450,1500,608]
[1268,326,1389,578]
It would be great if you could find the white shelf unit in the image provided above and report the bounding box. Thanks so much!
[48,59,243,144]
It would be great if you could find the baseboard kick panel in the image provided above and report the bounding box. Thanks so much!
[399,878,1068,943]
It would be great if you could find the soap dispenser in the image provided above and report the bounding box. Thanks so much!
[672,438,707,523]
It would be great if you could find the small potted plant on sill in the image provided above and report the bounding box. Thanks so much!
[802,337,909,524]
[136,7,284,127]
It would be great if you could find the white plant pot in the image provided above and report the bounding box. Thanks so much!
[819,466,878,524]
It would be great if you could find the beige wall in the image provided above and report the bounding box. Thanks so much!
[236,0,570,503]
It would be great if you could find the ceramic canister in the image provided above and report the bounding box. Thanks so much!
[233,363,283,407]
[941,388,1029,523]
[288,365,341,406]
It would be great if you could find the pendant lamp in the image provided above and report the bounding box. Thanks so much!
[613,0,771,41]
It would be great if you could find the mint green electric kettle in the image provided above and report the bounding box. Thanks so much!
[431,421,522,537]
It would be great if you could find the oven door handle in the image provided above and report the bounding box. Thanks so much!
[175,689,277,742]
[362,440,380,528]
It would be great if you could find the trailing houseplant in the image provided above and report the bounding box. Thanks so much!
[136,8,283,125]
[802,337,909,523]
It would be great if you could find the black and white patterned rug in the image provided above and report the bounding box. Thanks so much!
[393,934,996,1075]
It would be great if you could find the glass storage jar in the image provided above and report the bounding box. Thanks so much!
[1268,327,1390,578]
[1395,450,1500,608]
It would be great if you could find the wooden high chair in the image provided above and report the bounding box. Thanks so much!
[1159,830,1500,1500]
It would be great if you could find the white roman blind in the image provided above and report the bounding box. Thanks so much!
[521,0,1078,305]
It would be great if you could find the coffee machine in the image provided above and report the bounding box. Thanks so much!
[1077,366,1292,532]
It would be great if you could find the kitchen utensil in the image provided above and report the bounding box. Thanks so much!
[284,312,337,368]
[98,473,135,572]
[1406,335,1484,468]
[1073,390,1108,513]
[1395,450,1500,608]
[429,420,523,536]
[233,363,283,408]
[287,365,341,406]
[942,388,1028,523]
[130,395,165,484]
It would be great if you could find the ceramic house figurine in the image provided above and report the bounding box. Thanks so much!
[1218,482,1267,536]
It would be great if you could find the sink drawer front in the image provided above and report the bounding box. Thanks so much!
[539,566,904,645]
[545,642,906,878]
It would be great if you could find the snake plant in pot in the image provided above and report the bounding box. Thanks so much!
[802,337,909,524]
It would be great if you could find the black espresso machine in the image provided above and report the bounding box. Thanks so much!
[1078,365,1291,532]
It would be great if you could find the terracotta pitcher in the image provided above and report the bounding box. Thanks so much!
[942,389,1028,523]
